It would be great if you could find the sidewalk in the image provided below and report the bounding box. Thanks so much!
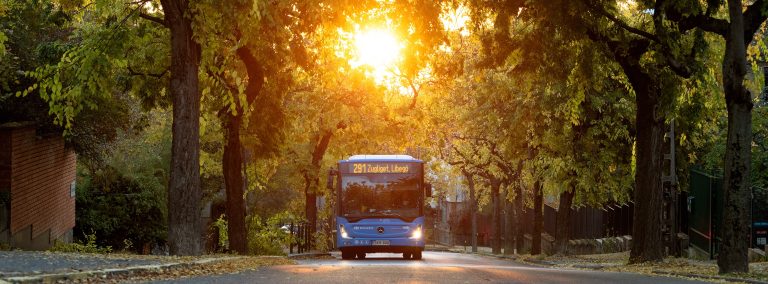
[287,250,332,259]
[426,243,508,256]
[0,251,289,283]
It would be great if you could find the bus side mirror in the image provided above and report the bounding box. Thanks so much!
[425,183,432,198]
[327,169,337,189]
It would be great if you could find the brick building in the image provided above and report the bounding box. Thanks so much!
[0,123,76,250]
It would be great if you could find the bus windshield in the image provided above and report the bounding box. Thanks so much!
[341,173,420,219]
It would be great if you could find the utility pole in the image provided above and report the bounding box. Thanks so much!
[662,119,680,256]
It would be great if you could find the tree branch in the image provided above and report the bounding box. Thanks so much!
[139,12,167,27]
[583,0,659,43]
[664,55,693,78]
[674,14,728,35]
[743,0,768,46]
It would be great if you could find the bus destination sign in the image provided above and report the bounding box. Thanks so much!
[350,163,412,174]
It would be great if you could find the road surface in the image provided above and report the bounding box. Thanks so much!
[154,251,706,283]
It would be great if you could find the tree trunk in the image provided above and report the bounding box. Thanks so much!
[223,116,247,254]
[162,0,203,256]
[220,47,264,255]
[463,170,478,253]
[305,129,334,248]
[718,0,753,272]
[555,189,574,255]
[514,183,524,253]
[628,79,666,263]
[490,178,502,254]
[532,180,543,255]
[610,47,666,263]
[303,173,317,247]
[504,185,514,255]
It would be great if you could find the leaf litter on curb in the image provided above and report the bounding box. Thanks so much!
[525,251,768,282]
[69,256,295,283]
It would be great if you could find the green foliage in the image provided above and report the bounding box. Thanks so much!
[75,170,167,252]
[74,109,171,253]
[0,29,6,57]
[49,232,113,254]
[246,213,291,256]
[212,214,229,250]
[14,0,170,130]
[0,0,69,93]
[0,0,6,57]
[0,0,132,163]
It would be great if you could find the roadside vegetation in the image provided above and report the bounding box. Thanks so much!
[2,0,768,276]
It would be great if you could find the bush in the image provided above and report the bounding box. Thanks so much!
[247,214,291,255]
[49,233,112,254]
[74,168,167,253]
[212,214,229,251]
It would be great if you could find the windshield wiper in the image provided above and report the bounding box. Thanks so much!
[342,211,415,222]
[373,211,416,222]
[376,211,402,217]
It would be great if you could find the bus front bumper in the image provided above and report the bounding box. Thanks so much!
[338,238,425,252]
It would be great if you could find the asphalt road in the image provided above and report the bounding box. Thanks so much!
[154,251,707,284]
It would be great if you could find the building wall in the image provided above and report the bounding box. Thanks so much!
[6,126,75,249]
[0,129,11,243]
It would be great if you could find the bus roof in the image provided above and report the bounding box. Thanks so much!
[341,154,422,163]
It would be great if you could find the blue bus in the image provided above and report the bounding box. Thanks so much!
[329,155,431,260]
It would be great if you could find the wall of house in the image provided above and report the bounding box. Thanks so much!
[0,129,11,243]
[4,126,76,249]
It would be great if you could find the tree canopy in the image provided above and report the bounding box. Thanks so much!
[3,0,765,274]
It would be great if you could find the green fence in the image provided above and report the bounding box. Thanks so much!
[689,168,768,258]
[688,168,722,259]
[754,186,768,250]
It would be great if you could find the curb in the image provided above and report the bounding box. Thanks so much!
[287,252,331,259]
[424,247,451,252]
[651,270,768,284]
[520,258,556,267]
[1,256,244,284]
[532,259,768,284]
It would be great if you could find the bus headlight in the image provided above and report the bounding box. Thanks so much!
[410,225,422,239]
[340,224,350,239]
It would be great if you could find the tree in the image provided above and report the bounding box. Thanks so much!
[644,0,768,272]
[462,0,718,262]
[155,0,204,256]
[17,0,204,254]
[711,0,764,273]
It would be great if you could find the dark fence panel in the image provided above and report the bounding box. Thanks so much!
[543,205,556,237]
[689,168,768,257]
[688,168,717,258]
[754,187,768,250]
[541,202,633,240]
[602,203,633,237]
[289,222,312,254]
[571,207,604,239]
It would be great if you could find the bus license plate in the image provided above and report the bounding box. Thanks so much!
[372,240,390,246]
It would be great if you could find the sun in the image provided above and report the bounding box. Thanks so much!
[351,29,402,70]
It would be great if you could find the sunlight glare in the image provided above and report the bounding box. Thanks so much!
[441,5,470,36]
[618,0,637,12]
[351,29,401,69]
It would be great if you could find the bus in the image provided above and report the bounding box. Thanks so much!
[328,155,431,260]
